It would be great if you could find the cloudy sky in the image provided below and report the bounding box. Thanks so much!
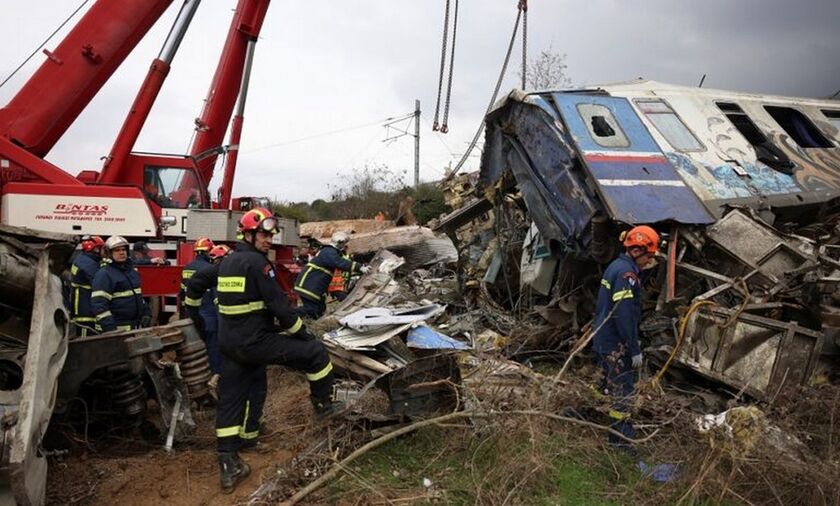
[1,0,838,203]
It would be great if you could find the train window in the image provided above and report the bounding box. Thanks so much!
[822,110,840,133]
[765,106,832,148]
[635,99,704,151]
[716,102,795,174]
[576,103,629,148]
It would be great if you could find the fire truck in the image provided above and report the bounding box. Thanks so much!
[0,0,300,308]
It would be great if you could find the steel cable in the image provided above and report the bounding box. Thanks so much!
[448,5,523,178]
[0,0,91,90]
[440,0,460,133]
[432,0,451,131]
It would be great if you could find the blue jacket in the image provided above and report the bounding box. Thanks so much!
[69,251,102,323]
[184,263,220,332]
[592,253,642,358]
[180,254,212,294]
[92,259,148,332]
[294,245,360,302]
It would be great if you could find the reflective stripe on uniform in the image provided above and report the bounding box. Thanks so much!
[306,362,333,382]
[305,263,332,276]
[216,426,241,438]
[182,269,196,279]
[285,317,303,335]
[294,286,324,301]
[71,265,79,275]
[95,310,113,320]
[601,279,611,290]
[241,430,259,440]
[116,324,133,331]
[112,288,142,298]
[218,276,246,292]
[184,296,202,307]
[71,282,91,289]
[72,316,97,323]
[92,290,111,300]
[609,409,630,420]
[218,301,266,315]
[612,289,634,302]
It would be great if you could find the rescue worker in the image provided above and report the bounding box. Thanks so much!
[69,235,105,337]
[180,237,215,301]
[592,225,660,448]
[132,241,166,265]
[215,208,342,493]
[293,231,369,318]
[183,244,232,378]
[92,236,150,332]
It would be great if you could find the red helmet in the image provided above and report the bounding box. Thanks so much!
[194,237,214,253]
[209,244,232,261]
[621,225,660,254]
[81,235,104,252]
[238,207,278,233]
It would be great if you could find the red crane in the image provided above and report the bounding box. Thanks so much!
[0,0,271,236]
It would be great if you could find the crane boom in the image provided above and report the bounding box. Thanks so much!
[189,0,269,186]
[0,0,174,158]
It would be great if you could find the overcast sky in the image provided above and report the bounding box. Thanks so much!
[1,0,838,203]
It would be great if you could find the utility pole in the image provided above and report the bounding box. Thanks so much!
[414,99,421,187]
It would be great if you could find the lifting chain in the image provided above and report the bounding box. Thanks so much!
[432,0,452,132]
[440,0,459,133]
[520,0,528,89]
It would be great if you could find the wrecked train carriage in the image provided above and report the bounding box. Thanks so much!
[461,81,840,396]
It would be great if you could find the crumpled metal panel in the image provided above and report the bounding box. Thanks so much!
[680,307,823,400]
[550,93,715,225]
[480,97,601,253]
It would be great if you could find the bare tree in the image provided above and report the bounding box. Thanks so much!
[522,46,572,91]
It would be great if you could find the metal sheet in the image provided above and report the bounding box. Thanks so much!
[551,94,714,225]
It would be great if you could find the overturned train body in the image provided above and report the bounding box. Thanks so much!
[453,80,840,398]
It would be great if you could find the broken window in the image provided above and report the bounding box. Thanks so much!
[764,106,833,148]
[822,109,840,133]
[635,99,704,151]
[576,103,629,148]
[716,102,795,174]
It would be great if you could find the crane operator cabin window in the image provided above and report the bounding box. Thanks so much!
[143,166,203,209]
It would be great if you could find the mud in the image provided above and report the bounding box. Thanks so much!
[46,368,317,506]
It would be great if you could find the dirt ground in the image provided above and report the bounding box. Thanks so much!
[46,368,318,506]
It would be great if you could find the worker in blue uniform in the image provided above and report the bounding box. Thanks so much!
[293,231,369,318]
[214,208,342,494]
[183,244,232,379]
[592,225,660,447]
[92,235,150,332]
[69,235,105,337]
[179,237,214,302]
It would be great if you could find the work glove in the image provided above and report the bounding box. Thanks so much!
[359,265,371,274]
[631,353,643,369]
[140,315,152,328]
[151,257,166,266]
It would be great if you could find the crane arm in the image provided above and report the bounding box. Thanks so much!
[0,0,174,158]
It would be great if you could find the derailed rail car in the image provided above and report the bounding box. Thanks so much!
[471,80,840,397]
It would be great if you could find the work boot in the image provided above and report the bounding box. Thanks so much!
[240,439,271,453]
[218,452,250,494]
[312,398,347,421]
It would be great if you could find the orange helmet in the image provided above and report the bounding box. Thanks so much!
[622,225,660,254]
[209,244,232,261]
[194,237,214,253]
[239,207,278,233]
[81,235,105,252]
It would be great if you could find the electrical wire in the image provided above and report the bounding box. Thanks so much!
[432,0,452,131]
[243,113,414,154]
[0,0,91,90]
[439,0,459,133]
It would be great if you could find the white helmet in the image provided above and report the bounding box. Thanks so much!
[104,235,129,251]
[329,231,350,250]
